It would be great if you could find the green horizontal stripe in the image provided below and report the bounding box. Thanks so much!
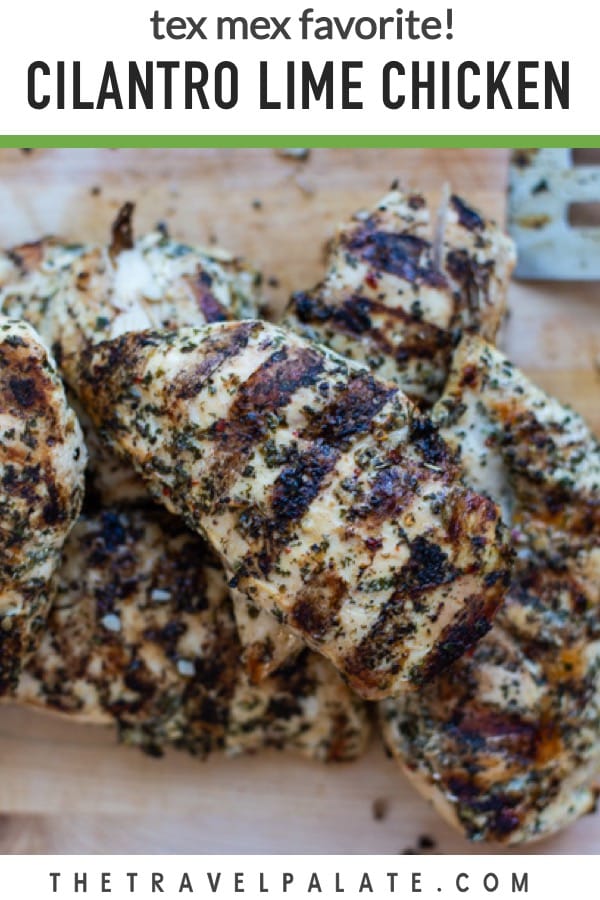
[2,135,599,148]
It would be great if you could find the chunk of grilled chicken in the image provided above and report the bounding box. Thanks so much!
[283,189,515,408]
[0,204,261,391]
[0,316,85,692]
[0,206,275,676]
[17,506,369,762]
[380,335,600,844]
[76,320,512,700]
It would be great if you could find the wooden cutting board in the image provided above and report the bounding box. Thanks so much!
[0,148,597,854]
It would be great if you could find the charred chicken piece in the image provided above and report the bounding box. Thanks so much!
[0,205,261,390]
[0,316,85,692]
[381,335,600,844]
[283,189,515,408]
[76,320,512,700]
[18,506,369,762]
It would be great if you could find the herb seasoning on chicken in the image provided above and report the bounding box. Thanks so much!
[381,335,600,844]
[283,189,515,407]
[77,320,512,700]
[0,317,85,692]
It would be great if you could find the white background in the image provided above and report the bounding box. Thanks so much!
[0,0,598,134]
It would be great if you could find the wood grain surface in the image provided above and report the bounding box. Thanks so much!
[0,147,597,853]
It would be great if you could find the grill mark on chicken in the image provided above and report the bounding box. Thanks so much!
[86,333,164,403]
[174,321,258,400]
[348,301,452,375]
[238,441,340,578]
[332,296,373,336]
[452,705,540,752]
[301,371,394,446]
[210,345,324,453]
[450,194,485,232]
[195,345,327,512]
[290,295,377,338]
[418,594,501,683]
[346,464,419,525]
[41,473,64,526]
[270,442,339,533]
[290,291,333,327]
[343,537,460,692]
[293,295,452,370]
[408,414,456,470]
[346,223,447,288]
[397,536,459,597]
[446,777,524,839]
[503,562,597,654]
[342,417,456,529]
[8,376,40,409]
[1,346,57,430]
[446,250,494,317]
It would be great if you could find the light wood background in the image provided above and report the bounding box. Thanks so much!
[0,148,597,853]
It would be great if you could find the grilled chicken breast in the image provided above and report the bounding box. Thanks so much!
[283,189,515,407]
[17,506,369,762]
[0,316,85,692]
[0,204,261,391]
[75,319,512,700]
[380,335,600,844]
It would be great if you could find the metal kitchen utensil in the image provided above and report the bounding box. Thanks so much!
[508,148,600,279]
